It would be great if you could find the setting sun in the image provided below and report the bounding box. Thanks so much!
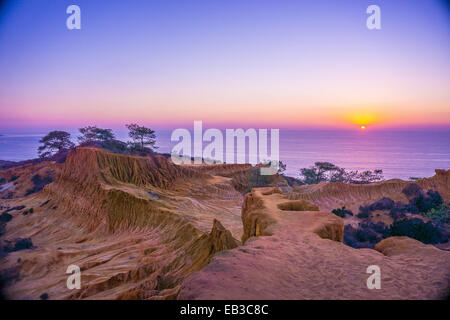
[336,109,385,128]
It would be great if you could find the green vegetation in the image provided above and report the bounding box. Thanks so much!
[78,126,115,144]
[125,123,157,152]
[25,174,53,196]
[299,162,384,185]
[331,206,354,218]
[8,176,19,182]
[389,218,447,244]
[35,124,159,159]
[422,204,449,224]
[37,131,74,159]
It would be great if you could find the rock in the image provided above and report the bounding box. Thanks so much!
[277,200,319,211]
[2,147,449,300]
[180,186,450,300]
[209,219,240,253]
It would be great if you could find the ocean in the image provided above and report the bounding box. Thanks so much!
[1,129,449,181]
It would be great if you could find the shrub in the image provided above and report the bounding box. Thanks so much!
[389,218,447,244]
[426,190,443,208]
[40,293,49,300]
[40,200,51,207]
[298,162,384,185]
[411,190,443,213]
[3,238,34,252]
[357,205,371,218]
[343,222,389,249]
[369,197,394,211]
[343,225,359,247]
[332,206,353,218]
[25,174,53,196]
[402,183,423,199]
[8,176,19,182]
[389,202,408,220]
[422,205,449,224]
[0,212,12,223]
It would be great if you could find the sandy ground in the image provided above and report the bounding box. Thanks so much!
[180,188,450,300]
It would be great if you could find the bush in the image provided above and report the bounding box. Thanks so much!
[369,197,394,211]
[25,174,53,196]
[357,205,371,218]
[356,190,444,221]
[422,205,449,224]
[389,218,447,244]
[0,212,12,223]
[357,197,395,219]
[332,206,353,218]
[3,238,34,252]
[8,176,19,182]
[298,162,384,185]
[402,183,423,199]
[411,190,443,213]
[344,222,389,249]
[40,200,51,207]
[389,202,408,220]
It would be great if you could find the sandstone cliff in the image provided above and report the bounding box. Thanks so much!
[288,169,449,214]
[0,147,241,299]
[1,149,448,300]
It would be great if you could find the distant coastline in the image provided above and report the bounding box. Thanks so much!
[0,129,449,180]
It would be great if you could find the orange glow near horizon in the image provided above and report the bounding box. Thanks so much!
[343,110,381,126]
[0,88,449,130]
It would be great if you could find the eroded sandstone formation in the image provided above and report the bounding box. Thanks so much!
[1,149,449,300]
[0,148,242,299]
[180,187,449,300]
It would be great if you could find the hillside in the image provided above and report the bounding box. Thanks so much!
[0,147,242,299]
[0,148,448,299]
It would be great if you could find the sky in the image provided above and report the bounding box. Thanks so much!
[0,0,449,132]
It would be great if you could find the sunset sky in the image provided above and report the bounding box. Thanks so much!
[0,0,449,131]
